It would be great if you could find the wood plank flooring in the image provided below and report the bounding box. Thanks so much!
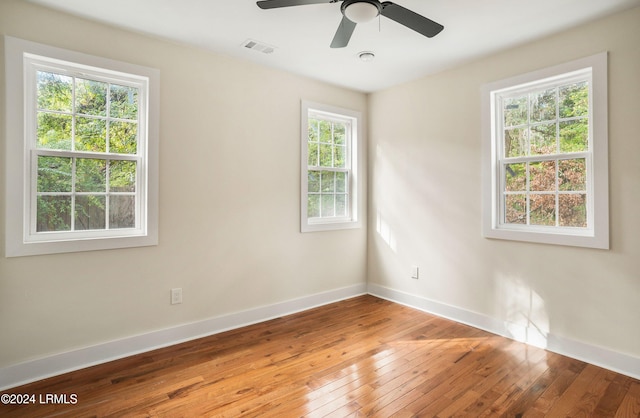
[1,295,639,417]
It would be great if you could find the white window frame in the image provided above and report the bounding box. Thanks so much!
[301,101,361,232]
[4,36,159,257]
[481,52,609,249]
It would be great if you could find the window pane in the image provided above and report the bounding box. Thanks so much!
[334,123,346,145]
[37,196,71,232]
[559,119,588,153]
[109,121,138,154]
[530,88,556,122]
[76,78,107,116]
[504,128,527,157]
[307,194,320,218]
[308,119,319,142]
[503,96,527,127]
[37,112,72,150]
[335,194,347,217]
[37,71,72,112]
[319,144,332,167]
[505,163,526,192]
[321,194,335,217]
[308,143,319,166]
[75,195,106,230]
[308,171,320,193]
[559,81,588,118]
[559,194,587,227]
[559,159,586,191]
[505,194,526,224]
[530,194,556,226]
[530,123,556,155]
[109,195,135,228]
[530,161,556,192]
[110,160,137,192]
[336,172,347,193]
[319,120,332,143]
[76,158,106,192]
[334,145,346,168]
[38,156,72,192]
[320,171,335,192]
[75,117,106,152]
[110,84,138,120]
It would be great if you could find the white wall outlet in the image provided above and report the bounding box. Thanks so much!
[411,266,419,279]
[171,288,182,305]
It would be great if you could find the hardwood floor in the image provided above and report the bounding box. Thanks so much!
[1,295,639,417]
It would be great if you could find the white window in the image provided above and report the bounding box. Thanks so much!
[482,52,608,249]
[4,36,159,257]
[301,101,361,232]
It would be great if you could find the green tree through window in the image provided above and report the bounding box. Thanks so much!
[307,117,349,219]
[502,81,589,228]
[35,70,139,232]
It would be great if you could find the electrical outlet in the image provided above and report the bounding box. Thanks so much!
[411,266,419,280]
[171,288,182,305]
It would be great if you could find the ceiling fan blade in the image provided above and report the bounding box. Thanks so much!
[257,0,333,9]
[380,2,444,38]
[330,15,357,48]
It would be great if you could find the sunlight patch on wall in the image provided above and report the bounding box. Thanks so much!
[497,274,549,349]
[376,211,397,253]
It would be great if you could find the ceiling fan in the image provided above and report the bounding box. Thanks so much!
[256,0,444,48]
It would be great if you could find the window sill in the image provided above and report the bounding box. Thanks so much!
[302,219,361,233]
[483,224,608,249]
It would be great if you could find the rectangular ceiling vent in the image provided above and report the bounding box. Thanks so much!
[242,39,276,55]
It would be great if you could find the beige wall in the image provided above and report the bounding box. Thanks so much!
[368,7,640,358]
[0,0,367,367]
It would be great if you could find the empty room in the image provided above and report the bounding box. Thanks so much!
[1,0,639,416]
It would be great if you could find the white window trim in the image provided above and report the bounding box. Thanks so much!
[481,52,609,249]
[301,100,362,232]
[4,36,160,257]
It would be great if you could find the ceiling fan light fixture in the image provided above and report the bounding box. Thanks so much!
[344,1,380,24]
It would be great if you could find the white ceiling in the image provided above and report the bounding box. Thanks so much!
[26,0,640,92]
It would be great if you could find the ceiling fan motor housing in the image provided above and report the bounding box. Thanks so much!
[341,0,382,23]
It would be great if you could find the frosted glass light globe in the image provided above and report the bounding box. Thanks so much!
[344,2,379,23]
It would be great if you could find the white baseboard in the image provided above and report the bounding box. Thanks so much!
[367,283,640,381]
[0,283,367,391]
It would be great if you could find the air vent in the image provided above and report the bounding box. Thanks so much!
[242,39,276,55]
